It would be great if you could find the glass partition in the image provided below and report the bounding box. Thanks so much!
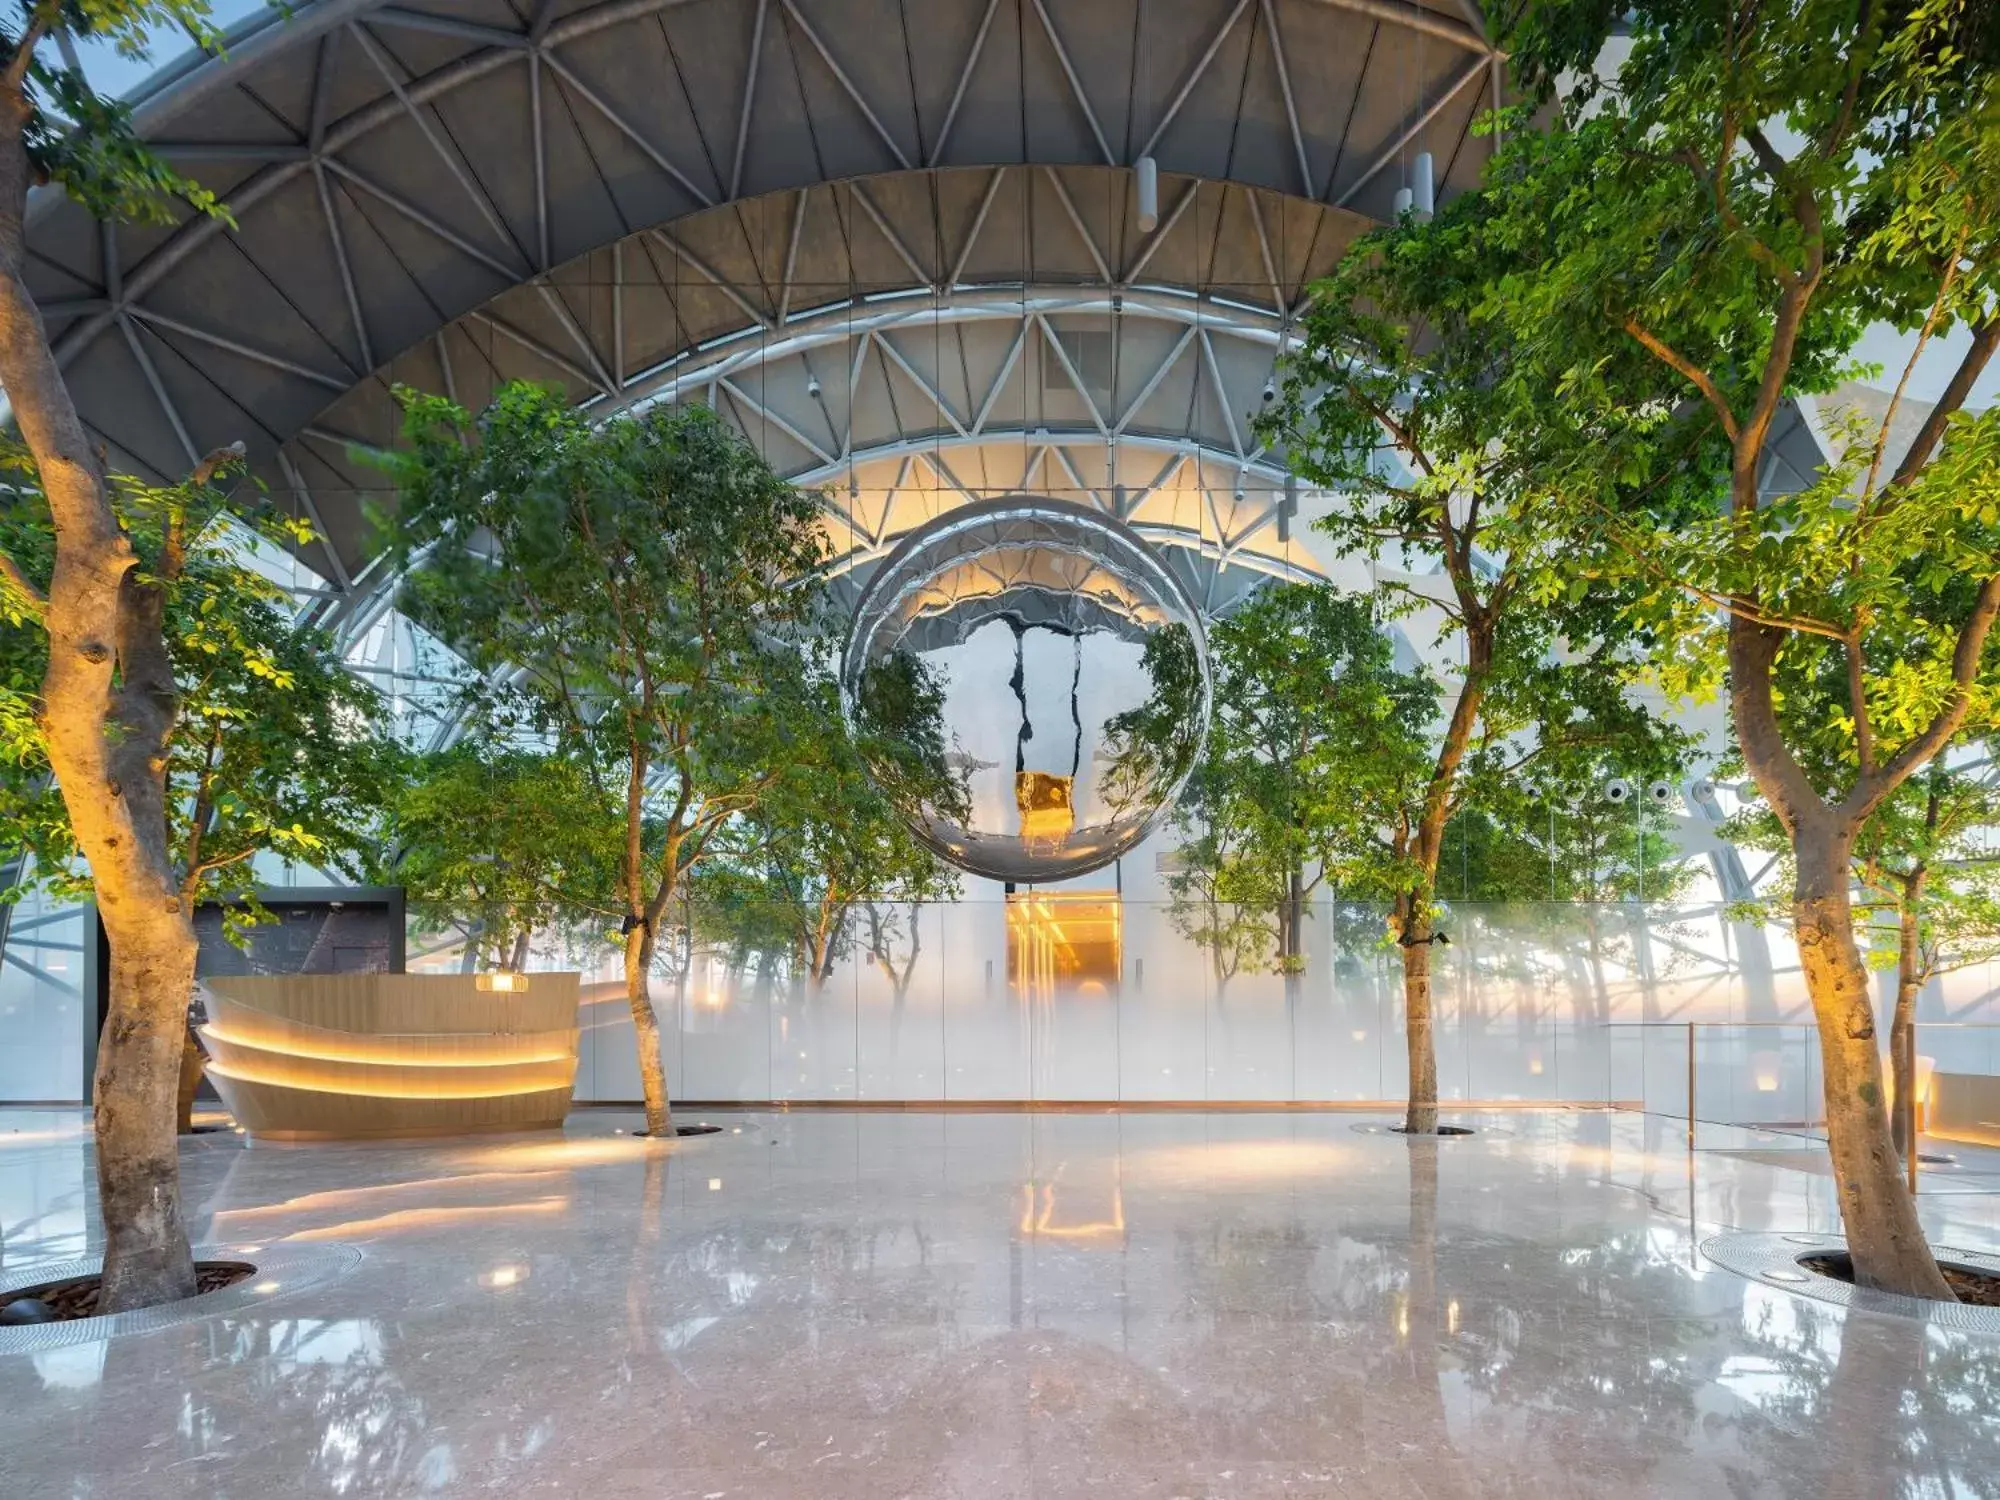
[393,893,2000,1113]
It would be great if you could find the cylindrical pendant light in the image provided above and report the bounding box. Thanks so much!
[1135,155,1159,232]
[1393,185,1414,218]
[1413,151,1435,221]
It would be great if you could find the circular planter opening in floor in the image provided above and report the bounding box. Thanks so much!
[1701,1232,2000,1331]
[631,1124,726,1138]
[1,1260,255,1325]
[1351,1122,1495,1138]
[0,1242,363,1353]
[1798,1251,2000,1308]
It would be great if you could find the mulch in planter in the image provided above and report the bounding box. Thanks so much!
[0,1261,256,1324]
[1799,1252,2000,1308]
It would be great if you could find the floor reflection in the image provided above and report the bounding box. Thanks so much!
[0,1107,1996,1497]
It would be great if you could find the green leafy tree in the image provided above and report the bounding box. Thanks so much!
[375,383,827,1135]
[1728,747,2000,1165]
[707,674,959,997]
[1116,586,1437,1001]
[0,0,243,1309]
[2,464,402,1130]
[1460,0,2000,1295]
[1268,234,1686,1134]
[1858,760,2000,1160]
[383,740,623,973]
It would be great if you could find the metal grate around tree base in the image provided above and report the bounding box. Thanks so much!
[1699,1232,2000,1331]
[0,1241,363,1354]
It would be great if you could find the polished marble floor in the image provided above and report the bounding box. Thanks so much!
[1,1105,1996,1498]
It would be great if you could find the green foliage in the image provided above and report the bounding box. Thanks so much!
[1727,747,2000,981]
[371,382,832,937]
[1264,198,1694,938]
[1461,0,2000,805]
[3,0,233,225]
[1113,584,1437,978]
[0,452,401,936]
[697,673,959,991]
[1100,623,1209,820]
[382,740,623,969]
[1446,751,1700,909]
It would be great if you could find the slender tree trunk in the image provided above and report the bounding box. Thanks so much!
[509,928,531,972]
[1401,1137,1465,1495]
[625,922,671,1135]
[1284,866,1304,1003]
[0,93,198,1311]
[1794,821,1950,1298]
[1401,901,1438,1134]
[1890,885,1923,1165]
[1397,624,1488,1136]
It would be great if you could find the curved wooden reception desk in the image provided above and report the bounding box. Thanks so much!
[199,973,581,1140]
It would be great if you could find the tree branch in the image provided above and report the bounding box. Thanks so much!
[1848,573,2000,819]
[1891,316,2000,491]
[1,10,50,96]
[1623,318,1739,440]
[1864,226,1967,504]
[1846,629,1874,776]
[0,546,45,614]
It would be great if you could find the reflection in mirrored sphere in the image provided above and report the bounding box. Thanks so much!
[842,497,1211,883]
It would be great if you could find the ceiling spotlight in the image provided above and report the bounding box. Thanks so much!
[1736,781,1764,803]
[1262,379,1277,404]
[1603,777,1632,805]
[1646,779,1675,806]
[1690,778,1718,803]
[806,373,822,400]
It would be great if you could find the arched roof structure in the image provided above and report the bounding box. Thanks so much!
[23,0,1510,618]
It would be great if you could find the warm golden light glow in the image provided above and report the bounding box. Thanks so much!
[1007,892,1121,992]
[1131,1139,1352,1182]
[1752,1048,1782,1093]
[480,1265,525,1288]
[199,973,582,1140]
[288,1196,571,1241]
[204,1057,574,1100]
[1015,770,1076,847]
[201,1023,572,1069]
[1017,1180,1126,1241]
[476,970,529,993]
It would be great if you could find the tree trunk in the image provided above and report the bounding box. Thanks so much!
[509,928,531,972]
[1890,891,1922,1167]
[1401,1137,1466,1495]
[94,912,200,1307]
[1794,823,1950,1298]
[1401,908,1438,1134]
[176,1029,205,1135]
[625,923,671,1135]
[0,94,197,1312]
[1284,866,1304,1003]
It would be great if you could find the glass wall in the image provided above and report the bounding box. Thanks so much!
[402,891,2000,1124]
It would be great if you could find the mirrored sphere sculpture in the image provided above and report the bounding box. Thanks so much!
[842,497,1211,883]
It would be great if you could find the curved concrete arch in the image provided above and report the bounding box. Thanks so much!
[26,0,1506,589]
